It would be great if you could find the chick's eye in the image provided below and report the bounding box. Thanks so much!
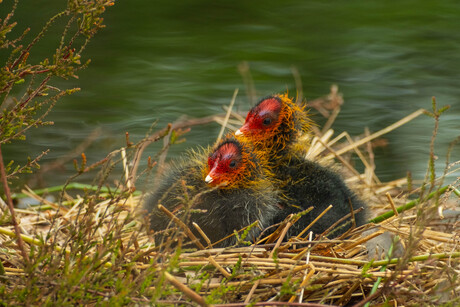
[262,117,272,126]
[229,160,237,168]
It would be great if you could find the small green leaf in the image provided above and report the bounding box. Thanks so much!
[438,105,450,114]
[170,130,177,144]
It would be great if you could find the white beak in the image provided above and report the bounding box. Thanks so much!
[205,174,214,183]
[235,129,243,136]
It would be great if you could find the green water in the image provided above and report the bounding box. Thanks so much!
[3,0,460,189]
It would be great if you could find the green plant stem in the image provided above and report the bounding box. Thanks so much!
[0,144,29,263]
[0,259,4,276]
[11,182,141,199]
[363,237,396,307]
[373,251,460,266]
[0,226,43,246]
[0,225,113,268]
[369,185,451,224]
[304,252,460,267]
[453,188,460,197]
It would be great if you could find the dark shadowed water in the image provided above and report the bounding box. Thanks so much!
[3,1,460,190]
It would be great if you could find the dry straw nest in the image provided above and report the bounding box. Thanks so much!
[1,88,459,306]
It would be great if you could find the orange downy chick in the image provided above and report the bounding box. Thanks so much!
[236,94,367,237]
[144,135,280,247]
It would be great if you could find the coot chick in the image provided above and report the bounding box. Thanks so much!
[144,136,280,247]
[236,93,312,159]
[236,94,367,237]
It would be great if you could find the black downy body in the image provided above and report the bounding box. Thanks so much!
[275,154,367,236]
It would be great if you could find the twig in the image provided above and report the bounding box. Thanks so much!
[6,150,49,180]
[242,221,283,304]
[344,229,384,251]
[164,271,208,306]
[244,219,288,304]
[211,221,258,247]
[385,192,398,216]
[296,205,333,240]
[244,279,261,304]
[121,147,133,191]
[325,109,425,159]
[320,207,363,238]
[131,114,224,182]
[193,222,212,248]
[0,145,29,263]
[291,232,315,303]
[37,128,101,175]
[321,106,341,134]
[270,221,293,258]
[208,255,232,279]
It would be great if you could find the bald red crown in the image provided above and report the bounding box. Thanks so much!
[206,140,244,186]
[238,96,283,138]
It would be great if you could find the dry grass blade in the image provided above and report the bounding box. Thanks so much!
[164,271,208,306]
[324,108,425,159]
[216,88,239,143]
[158,204,206,250]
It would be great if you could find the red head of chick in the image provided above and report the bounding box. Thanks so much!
[145,135,280,247]
[204,138,258,188]
[236,93,312,158]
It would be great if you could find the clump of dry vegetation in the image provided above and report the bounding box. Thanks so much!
[1,86,459,305]
[1,2,459,306]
